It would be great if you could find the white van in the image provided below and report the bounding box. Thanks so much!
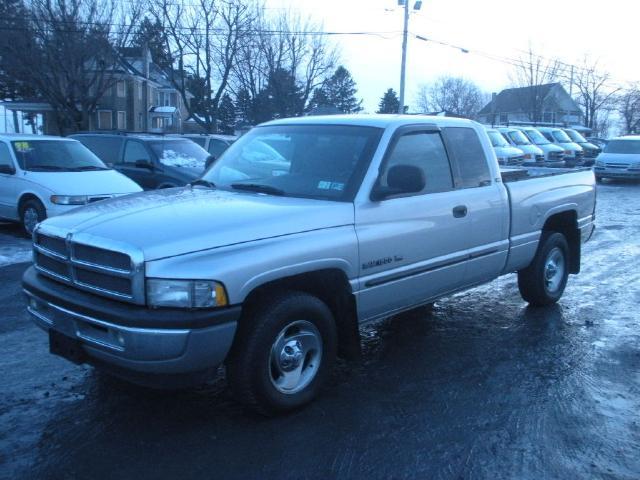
[0,134,142,235]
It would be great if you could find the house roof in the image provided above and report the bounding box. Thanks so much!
[479,83,567,115]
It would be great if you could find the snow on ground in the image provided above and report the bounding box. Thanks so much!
[0,225,33,267]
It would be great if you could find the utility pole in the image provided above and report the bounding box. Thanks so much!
[397,1,422,114]
[569,64,574,97]
[398,2,410,114]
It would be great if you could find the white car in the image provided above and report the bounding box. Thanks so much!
[0,134,142,235]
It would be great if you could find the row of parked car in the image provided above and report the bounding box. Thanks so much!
[484,125,601,168]
[0,132,236,235]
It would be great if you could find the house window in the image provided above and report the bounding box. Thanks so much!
[98,110,112,129]
[137,82,142,101]
[117,111,126,130]
[138,113,144,130]
[116,81,126,98]
[499,112,508,124]
[543,111,556,123]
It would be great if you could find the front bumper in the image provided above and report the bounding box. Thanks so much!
[594,167,640,179]
[22,266,240,375]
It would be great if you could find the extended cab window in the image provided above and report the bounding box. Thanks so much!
[382,131,453,194]
[76,136,123,165]
[443,127,491,189]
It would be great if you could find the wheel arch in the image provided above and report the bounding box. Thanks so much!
[541,209,580,274]
[18,192,45,216]
[239,268,361,360]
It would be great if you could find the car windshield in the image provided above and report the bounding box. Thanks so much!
[604,140,640,154]
[149,139,210,169]
[487,131,508,147]
[11,140,108,171]
[523,129,550,145]
[202,124,383,201]
[507,130,532,146]
[565,129,587,143]
[551,130,572,143]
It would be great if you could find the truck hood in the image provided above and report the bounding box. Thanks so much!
[23,169,142,195]
[41,187,355,260]
[494,146,523,158]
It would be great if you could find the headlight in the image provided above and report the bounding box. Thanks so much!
[497,157,506,164]
[146,278,228,308]
[523,153,532,159]
[50,195,89,205]
[595,161,604,167]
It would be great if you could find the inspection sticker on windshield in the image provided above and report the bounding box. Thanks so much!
[317,181,344,191]
[14,142,31,152]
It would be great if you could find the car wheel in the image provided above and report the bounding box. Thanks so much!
[226,291,337,415]
[20,199,46,237]
[517,232,569,307]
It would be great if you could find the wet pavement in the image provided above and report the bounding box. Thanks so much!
[1,181,639,480]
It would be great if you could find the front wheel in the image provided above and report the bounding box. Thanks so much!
[226,291,337,415]
[20,199,46,237]
[517,232,570,306]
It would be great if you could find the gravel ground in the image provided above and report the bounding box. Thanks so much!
[0,181,638,480]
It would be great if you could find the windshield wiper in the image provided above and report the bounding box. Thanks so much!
[69,165,110,171]
[190,179,216,188]
[26,165,66,171]
[231,183,285,196]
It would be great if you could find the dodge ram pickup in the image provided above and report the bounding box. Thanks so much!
[23,115,596,414]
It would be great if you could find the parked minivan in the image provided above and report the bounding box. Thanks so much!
[513,127,565,168]
[563,129,600,166]
[594,136,640,182]
[497,127,545,166]
[0,134,141,235]
[484,128,525,165]
[72,133,212,189]
[536,127,585,167]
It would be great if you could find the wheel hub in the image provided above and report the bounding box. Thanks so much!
[279,340,304,371]
[544,247,565,293]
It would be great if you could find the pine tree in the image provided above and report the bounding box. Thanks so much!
[254,68,304,122]
[377,88,400,114]
[218,93,236,134]
[235,88,254,126]
[322,66,363,114]
[131,18,173,70]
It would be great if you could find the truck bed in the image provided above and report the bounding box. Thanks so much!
[500,166,593,182]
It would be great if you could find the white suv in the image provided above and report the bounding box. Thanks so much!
[0,134,142,235]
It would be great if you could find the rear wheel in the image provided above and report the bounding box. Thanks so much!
[20,199,46,237]
[226,291,337,415]
[517,232,569,306]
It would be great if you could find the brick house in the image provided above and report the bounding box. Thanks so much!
[477,83,583,126]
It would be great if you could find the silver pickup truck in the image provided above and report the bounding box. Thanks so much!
[23,115,596,414]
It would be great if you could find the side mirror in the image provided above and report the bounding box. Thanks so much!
[371,164,425,201]
[0,164,16,175]
[205,155,216,170]
[135,159,154,170]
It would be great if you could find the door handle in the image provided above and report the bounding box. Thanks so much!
[452,205,468,218]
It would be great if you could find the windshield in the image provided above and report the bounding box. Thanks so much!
[203,125,383,201]
[604,140,640,154]
[551,130,572,143]
[11,140,108,171]
[487,131,508,147]
[523,128,550,145]
[507,130,532,146]
[149,140,210,169]
[564,129,587,143]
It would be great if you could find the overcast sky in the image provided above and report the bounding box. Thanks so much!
[267,0,639,113]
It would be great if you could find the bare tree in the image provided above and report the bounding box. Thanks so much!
[231,7,338,117]
[571,57,619,135]
[152,0,253,132]
[510,46,564,122]
[617,84,640,134]
[414,76,487,118]
[2,0,138,133]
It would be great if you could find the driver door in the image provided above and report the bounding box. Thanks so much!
[355,127,472,321]
[117,140,157,190]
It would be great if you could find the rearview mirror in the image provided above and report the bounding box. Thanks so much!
[371,164,425,201]
[134,159,153,170]
[0,164,16,175]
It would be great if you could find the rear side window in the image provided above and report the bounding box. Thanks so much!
[443,127,491,189]
[189,137,206,147]
[76,136,123,165]
[383,131,453,194]
[208,139,229,158]
[123,141,152,164]
[0,143,14,169]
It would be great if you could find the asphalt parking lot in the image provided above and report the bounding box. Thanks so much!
[1,181,639,480]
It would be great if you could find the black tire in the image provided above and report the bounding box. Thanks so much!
[226,291,337,415]
[19,198,46,237]
[517,231,570,307]
[595,176,604,183]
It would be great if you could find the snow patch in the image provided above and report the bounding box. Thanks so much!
[159,149,205,169]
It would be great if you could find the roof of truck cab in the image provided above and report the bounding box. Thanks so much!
[261,114,477,129]
[0,133,77,142]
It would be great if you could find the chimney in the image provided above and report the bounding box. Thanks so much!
[143,43,150,80]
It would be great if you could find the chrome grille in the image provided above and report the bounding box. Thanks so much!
[33,227,144,304]
[535,154,545,163]
[549,151,564,160]
[605,163,630,169]
[508,155,524,165]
